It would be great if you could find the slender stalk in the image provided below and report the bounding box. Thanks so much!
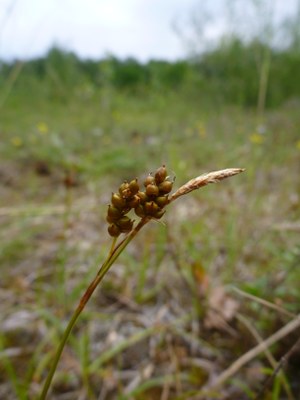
[39,218,149,399]
[103,218,150,271]
[108,236,118,257]
[39,305,82,400]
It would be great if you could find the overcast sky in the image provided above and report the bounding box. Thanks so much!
[0,0,298,61]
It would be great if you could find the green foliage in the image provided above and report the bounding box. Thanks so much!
[1,39,300,108]
[190,36,300,107]
[192,37,261,106]
[110,56,150,89]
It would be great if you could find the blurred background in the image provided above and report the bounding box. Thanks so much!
[0,1,300,399]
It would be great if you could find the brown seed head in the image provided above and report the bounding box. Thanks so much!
[107,166,244,237]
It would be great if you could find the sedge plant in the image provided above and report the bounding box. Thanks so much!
[39,165,244,399]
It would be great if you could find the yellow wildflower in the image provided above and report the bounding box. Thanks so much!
[37,122,49,134]
[11,137,23,147]
[296,140,300,150]
[249,133,264,144]
[196,122,206,138]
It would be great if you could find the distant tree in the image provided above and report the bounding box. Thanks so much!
[108,56,149,89]
[147,60,188,90]
[45,47,82,86]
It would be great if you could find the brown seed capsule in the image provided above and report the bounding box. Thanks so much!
[137,191,148,204]
[111,193,126,209]
[144,201,159,215]
[135,204,146,218]
[106,214,115,224]
[108,223,120,237]
[122,189,132,199]
[158,180,173,194]
[127,195,140,208]
[153,209,165,219]
[119,181,130,198]
[155,195,169,208]
[154,165,167,184]
[107,205,122,221]
[119,181,129,191]
[117,216,134,232]
[146,183,159,197]
[129,178,139,195]
[144,174,155,187]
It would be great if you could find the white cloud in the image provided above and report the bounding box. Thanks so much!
[0,0,298,61]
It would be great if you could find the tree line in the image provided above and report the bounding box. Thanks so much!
[1,36,300,108]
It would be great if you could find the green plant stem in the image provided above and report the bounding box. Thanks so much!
[39,217,150,400]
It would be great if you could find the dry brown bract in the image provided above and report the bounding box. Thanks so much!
[169,168,245,202]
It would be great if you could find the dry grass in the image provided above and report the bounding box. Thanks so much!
[170,168,245,202]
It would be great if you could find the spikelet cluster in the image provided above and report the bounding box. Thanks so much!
[106,165,173,237]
